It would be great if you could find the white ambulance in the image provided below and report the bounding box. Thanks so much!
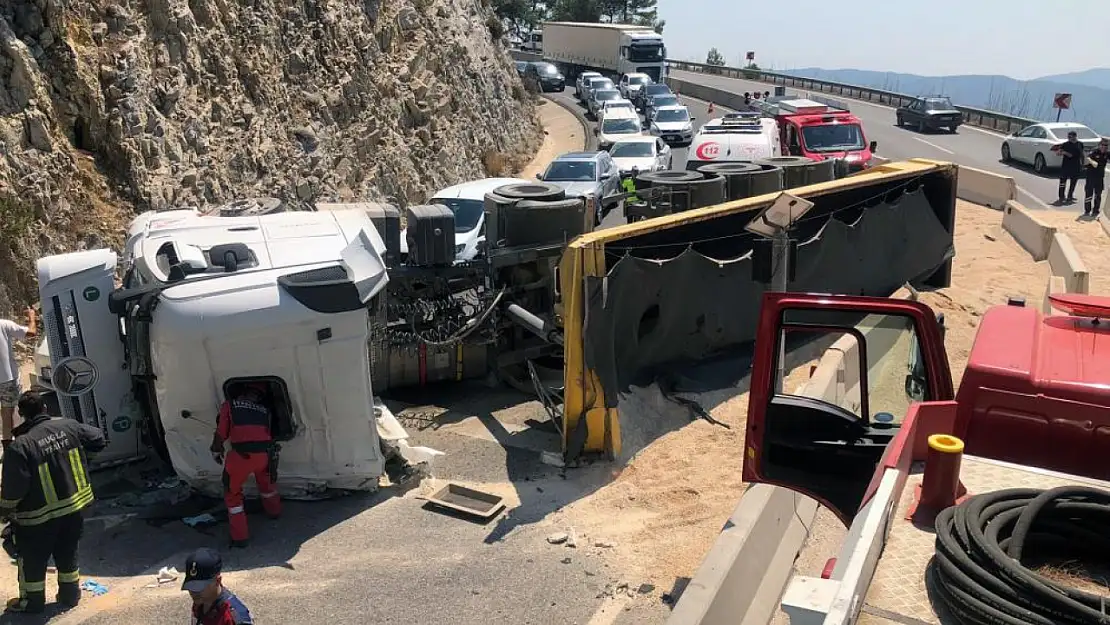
[684,112,781,171]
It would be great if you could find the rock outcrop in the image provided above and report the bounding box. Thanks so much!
[0,0,542,313]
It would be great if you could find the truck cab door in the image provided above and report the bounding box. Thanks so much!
[742,293,953,525]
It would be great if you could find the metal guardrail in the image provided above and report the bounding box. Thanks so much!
[664,59,1039,135]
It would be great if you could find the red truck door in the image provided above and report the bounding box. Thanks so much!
[742,292,954,523]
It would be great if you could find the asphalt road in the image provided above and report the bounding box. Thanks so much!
[669,69,1075,211]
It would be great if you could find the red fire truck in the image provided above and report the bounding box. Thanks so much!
[753,96,878,172]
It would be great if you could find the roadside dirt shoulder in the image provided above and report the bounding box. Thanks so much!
[515,98,585,180]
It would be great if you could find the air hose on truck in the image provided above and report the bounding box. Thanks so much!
[928,486,1110,625]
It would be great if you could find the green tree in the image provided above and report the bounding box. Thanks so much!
[706,47,725,66]
[598,0,663,31]
[550,0,603,21]
[493,0,551,38]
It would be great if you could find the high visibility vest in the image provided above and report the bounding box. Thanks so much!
[226,400,273,453]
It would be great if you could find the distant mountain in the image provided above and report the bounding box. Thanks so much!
[1036,68,1110,91]
[782,67,1110,135]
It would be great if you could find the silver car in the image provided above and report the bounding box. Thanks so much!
[1001,122,1102,174]
[536,151,622,223]
[583,77,615,105]
[575,71,602,101]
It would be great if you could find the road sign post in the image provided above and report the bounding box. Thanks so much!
[1053,93,1072,122]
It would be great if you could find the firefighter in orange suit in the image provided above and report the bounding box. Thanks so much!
[210,383,281,548]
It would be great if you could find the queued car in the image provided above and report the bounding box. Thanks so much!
[514,60,528,78]
[618,72,653,100]
[647,105,695,147]
[536,151,622,223]
[896,96,963,133]
[608,136,672,175]
[597,98,637,123]
[1000,122,1103,174]
[595,108,643,150]
[427,177,530,261]
[634,83,672,111]
[643,93,680,121]
[583,77,615,105]
[523,61,565,92]
[588,88,621,119]
[575,71,602,100]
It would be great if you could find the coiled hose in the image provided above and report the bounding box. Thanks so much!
[928,486,1110,625]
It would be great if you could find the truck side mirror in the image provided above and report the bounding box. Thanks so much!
[870,140,878,153]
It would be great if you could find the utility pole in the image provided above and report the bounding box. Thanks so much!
[745,192,814,394]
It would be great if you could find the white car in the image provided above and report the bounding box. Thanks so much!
[1001,122,1102,174]
[598,98,637,123]
[647,105,696,147]
[618,72,653,100]
[427,177,529,261]
[608,136,672,175]
[575,71,602,100]
[595,108,643,150]
[588,88,621,119]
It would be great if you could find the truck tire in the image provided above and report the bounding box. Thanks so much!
[756,157,835,189]
[699,162,783,201]
[636,170,702,184]
[493,182,566,202]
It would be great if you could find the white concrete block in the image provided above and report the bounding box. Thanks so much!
[1047,232,1090,294]
[1002,200,1056,261]
[956,165,1016,209]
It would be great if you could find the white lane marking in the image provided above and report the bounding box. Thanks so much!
[586,595,632,625]
[1015,185,1051,209]
[912,137,954,154]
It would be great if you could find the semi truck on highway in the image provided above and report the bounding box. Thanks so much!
[541,22,667,83]
[738,291,1110,624]
[753,97,878,171]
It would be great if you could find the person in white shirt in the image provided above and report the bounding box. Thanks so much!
[1,308,37,452]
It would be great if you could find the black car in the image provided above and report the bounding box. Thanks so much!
[896,96,962,133]
[524,62,566,92]
[635,83,673,111]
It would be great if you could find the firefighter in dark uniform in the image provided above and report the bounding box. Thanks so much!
[211,383,281,548]
[0,391,105,613]
[1083,137,1109,217]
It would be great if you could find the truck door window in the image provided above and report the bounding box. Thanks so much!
[755,307,932,519]
[222,377,297,442]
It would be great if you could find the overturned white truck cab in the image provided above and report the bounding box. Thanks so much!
[37,208,393,498]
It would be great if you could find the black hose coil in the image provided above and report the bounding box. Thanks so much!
[928,486,1110,625]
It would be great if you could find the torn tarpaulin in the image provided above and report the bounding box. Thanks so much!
[584,186,954,407]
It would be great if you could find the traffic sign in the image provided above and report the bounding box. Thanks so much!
[746,51,756,61]
[1053,93,1072,109]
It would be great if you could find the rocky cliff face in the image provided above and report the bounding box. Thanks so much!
[0,0,541,314]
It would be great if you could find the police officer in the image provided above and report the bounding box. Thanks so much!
[0,391,105,613]
[1083,137,1109,217]
[211,383,281,548]
[182,547,253,624]
[1052,130,1084,204]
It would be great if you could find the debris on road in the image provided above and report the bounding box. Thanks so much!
[182,513,219,528]
[144,567,181,588]
[546,532,569,545]
[424,483,506,520]
[81,580,109,596]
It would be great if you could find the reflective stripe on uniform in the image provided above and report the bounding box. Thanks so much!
[68,449,89,492]
[37,465,58,506]
[13,486,93,526]
[227,506,245,515]
[17,558,45,593]
[57,569,80,583]
[0,498,20,508]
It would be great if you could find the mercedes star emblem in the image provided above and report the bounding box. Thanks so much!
[52,356,100,397]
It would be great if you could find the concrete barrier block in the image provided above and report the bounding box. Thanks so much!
[1042,275,1068,315]
[1047,232,1090,294]
[956,165,1016,209]
[1002,200,1056,261]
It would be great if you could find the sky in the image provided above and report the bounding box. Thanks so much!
[656,0,1110,80]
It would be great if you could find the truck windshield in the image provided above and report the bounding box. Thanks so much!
[923,98,955,111]
[628,44,665,62]
[654,109,689,123]
[603,118,641,134]
[431,198,483,233]
[545,161,596,182]
[802,124,866,153]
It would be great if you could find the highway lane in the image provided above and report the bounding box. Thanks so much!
[670,69,1072,211]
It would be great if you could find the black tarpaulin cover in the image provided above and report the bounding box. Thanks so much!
[584,187,954,407]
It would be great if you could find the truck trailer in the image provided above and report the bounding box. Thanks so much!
[541,21,667,83]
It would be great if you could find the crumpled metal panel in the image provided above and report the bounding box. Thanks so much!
[584,187,953,405]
